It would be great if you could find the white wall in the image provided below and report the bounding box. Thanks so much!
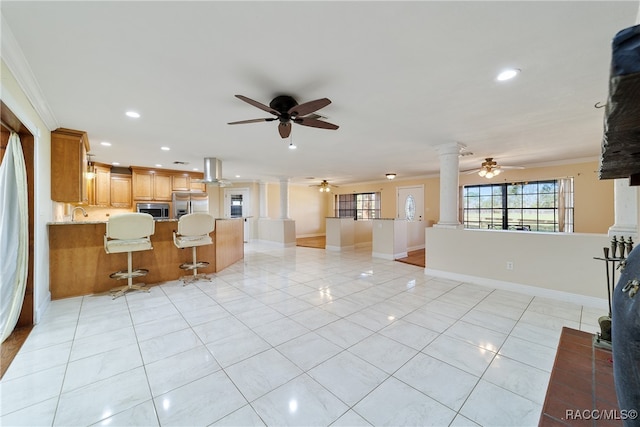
[426,227,612,308]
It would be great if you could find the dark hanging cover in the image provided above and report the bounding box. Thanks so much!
[611,24,640,76]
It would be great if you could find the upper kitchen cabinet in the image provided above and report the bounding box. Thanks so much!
[92,163,111,206]
[190,175,205,191]
[172,173,191,192]
[131,167,172,201]
[110,174,132,208]
[51,128,90,203]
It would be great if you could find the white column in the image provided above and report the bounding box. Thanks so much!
[279,178,290,219]
[608,179,638,238]
[259,181,268,218]
[434,142,464,228]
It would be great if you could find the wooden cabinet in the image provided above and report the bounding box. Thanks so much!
[173,172,206,191]
[132,168,172,201]
[51,128,90,203]
[191,178,205,191]
[154,174,172,200]
[93,164,111,206]
[110,174,132,208]
[172,174,190,191]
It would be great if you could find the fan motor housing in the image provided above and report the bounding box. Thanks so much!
[270,95,298,114]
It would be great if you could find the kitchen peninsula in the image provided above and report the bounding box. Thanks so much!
[49,217,243,299]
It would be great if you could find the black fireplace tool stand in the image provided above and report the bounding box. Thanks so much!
[593,235,633,350]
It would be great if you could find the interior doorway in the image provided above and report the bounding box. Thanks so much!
[397,185,425,251]
[1,101,35,378]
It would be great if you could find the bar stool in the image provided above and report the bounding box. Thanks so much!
[104,213,155,299]
[173,212,215,284]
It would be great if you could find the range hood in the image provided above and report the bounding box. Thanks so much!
[202,157,223,183]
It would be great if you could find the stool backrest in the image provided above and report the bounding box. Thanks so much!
[177,213,215,237]
[106,213,155,240]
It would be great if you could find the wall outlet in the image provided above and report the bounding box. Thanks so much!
[506,261,514,270]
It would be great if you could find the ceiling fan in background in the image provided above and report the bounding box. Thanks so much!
[463,157,524,179]
[228,95,339,138]
[310,180,337,192]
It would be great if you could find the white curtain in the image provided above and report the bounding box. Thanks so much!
[0,132,29,343]
[558,177,574,233]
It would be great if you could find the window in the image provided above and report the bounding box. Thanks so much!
[462,179,573,232]
[335,192,381,220]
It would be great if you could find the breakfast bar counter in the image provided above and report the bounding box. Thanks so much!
[48,218,243,299]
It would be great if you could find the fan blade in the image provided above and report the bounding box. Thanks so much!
[228,118,277,125]
[499,166,525,170]
[235,95,280,116]
[278,122,292,138]
[288,98,331,117]
[294,117,339,130]
[461,169,482,175]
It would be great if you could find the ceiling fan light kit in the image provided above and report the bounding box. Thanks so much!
[467,157,524,179]
[228,94,339,139]
[313,179,335,192]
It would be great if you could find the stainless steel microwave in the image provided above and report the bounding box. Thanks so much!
[136,203,170,219]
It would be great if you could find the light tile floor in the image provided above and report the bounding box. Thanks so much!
[0,243,602,426]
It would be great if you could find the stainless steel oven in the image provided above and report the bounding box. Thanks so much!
[136,203,170,219]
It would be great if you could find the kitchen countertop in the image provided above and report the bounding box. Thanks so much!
[48,218,179,225]
[48,217,242,225]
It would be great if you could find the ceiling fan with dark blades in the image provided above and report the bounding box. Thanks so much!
[228,95,339,138]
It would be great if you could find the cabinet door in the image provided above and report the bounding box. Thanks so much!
[190,173,205,191]
[93,165,111,206]
[154,174,172,201]
[172,174,190,191]
[51,128,90,203]
[110,174,132,208]
[132,171,153,200]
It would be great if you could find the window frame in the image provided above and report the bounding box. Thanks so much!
[461,178,574,232]
[335,192,381,220]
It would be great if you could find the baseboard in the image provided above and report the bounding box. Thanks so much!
[372,251,408,260]
[424,268,608,310]
[296,233,326,238]
[326,245,354,251]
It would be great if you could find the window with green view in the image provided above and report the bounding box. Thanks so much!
[462,179,573,232]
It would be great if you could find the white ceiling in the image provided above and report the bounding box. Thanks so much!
[1,1,638,185]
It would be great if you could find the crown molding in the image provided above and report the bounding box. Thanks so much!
[1,14,58,131]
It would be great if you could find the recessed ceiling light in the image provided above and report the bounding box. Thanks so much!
[161,146,170,151]
[496,68,520,81]
[192,168,199,171]
[125,111,141,118]
[155,164,162,167]
[100,141,111,147]
[235,175,241,178]
[112,162,120,166]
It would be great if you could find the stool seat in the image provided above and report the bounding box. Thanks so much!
[174,234,212,248]
[105,238,152,253]
[173,213,215,284]
[104,213,155,299]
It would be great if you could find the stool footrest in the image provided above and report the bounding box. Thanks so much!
[110,283,150,299]
[110,268,149,280]
[181,273,212,285]
[179,261,209,271]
